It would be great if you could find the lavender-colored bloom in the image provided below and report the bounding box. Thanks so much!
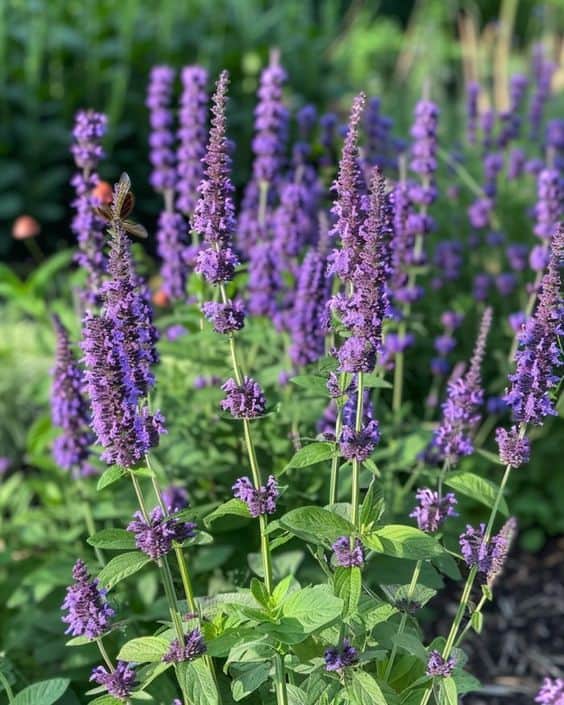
[480,109,495,150]
[324,639,359,672]
[51,315,95,477]
[193,374,222,390]
[430,357,450,376]
[487,396,508,415]
[410,488,458,533]
[166,324,187,341]
[389,181,416,306]
[221,377,266,419]
[483,152,504,198]
[196,246,238,284]
[529,44,555,140]
[459,523,508,577]
[0,457,11,474]
[506,244,529,272]
[547,119,564,151]
[288,249,331,367]
[441,311,464,330]
[434,335,456,356]
[71,110,108,305]
[233,475,278,517]
[468,197,493,229]
[161,485,190,514]
[146,66,176,192]
[508,312,526,333]
[163,630,206,663]
[202,300,245,334]
[530,244,550,272]
[339,420,380,462]
[319,111,338,167]
[379,332,415,370]
[332,536,364,568]
[432,308,492,466]
[128,507,196,560]
[466,81,479,145]
[91,661,136,701]
[496,272,517,296]
[62,559,114,639]
[177,66,208,216]
[432,241,462,287]
[247,242,282,319]
[409,99,439,206]
[536,678,564,705]
[496,426,530,467]
[505,228,563,425]
[364,96,394,169]
[507,148,526,180]
[156,211,190,301]
[426,650,456,677]
[533,169,562,240]
[472,273,491,301]
[272,180,317,258]
[297,104,317,140]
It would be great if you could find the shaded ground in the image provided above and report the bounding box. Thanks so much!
[429,536,564,704]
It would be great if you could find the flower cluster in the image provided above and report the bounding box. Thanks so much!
[410,489,458,533]
[221,377,266,419]
[324,639,359,672]
[146,65,176,192]
[61,560,114,639]
[409,99,439,205]
[426,650,456,677]
[127,507,196,561]
[495,426,531,468]
[536,678,564,705]
[163,630,207,663]
[338,420,380,462]
[459,522,510,581]
[233,475,278,517]
[332,537,364,568]
[90,661,136,700]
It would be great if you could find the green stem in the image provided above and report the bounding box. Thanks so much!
[454,594,487,648]
[96,637,114,671]
[392,322,406,416]
[351,372,364,529]
[274,654,288,705]
[0,671,15,705]
[329,374,348,505]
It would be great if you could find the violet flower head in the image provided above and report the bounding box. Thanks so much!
[161,485,190,514]
[51,315,95,477]
[156,210,190,301]
[487,517,517,588]
[90,661,136,701]
[202,300,246,334]
[505,227,563,425]
[272,180,317,258]
[71,110,107,171]
[177,66,208,216]
[432,307,492,466]
[426,650,456,677]
[61,559,114,639]
[332,537,364,568]
[410,488,458,533]
[324,639,359,672]
[163,630,207,663]
[338,420,380,462]
[233,475,278,517]
[409,99,439,205]
[495,426,530,468]
[468,197,493,229]
[247,242,282,319]
[364,96,394,169]
[507,147,526,180]
[389,180,416,306]
[536,678,564,705]
[127,507,196,561]
[221,376,266,419]
[459,523,509,578]
[533,169,562,240]
[146,65,176,192]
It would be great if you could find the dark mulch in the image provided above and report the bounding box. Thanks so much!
[428,536,564,704]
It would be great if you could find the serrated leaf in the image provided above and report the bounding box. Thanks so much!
[88,529,136,550]
[97,466,125,491]
[360,481,385,525]
[284,442,335,470]
[116,636,169,663]
[177,659,219,705]
[365,525,444,560]
[333,566,361,616]
[97,552,151,590]
[444,471,508,515]
[12,678,69,705]
[204,499,250,527]
[280,506,354,544]
[349,671,387,705]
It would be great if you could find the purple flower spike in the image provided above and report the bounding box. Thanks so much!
[90,661,136,701]
[146,65,176,192]
[233,475,278,517]
[127,507,196,561]
[533,169,562,240]
[426,650,456,677]
[535,678,564,705]
[163,629,207,663]
[161,485,190,514]
[61,559,114,639]
[324,639,359,672]
[495,426,530,468]
[459,523,510,580]
[338,420,380,462]
[156,211,190,301]
[221,377,266,419]
[202,300,246,334]
[410,489,458,533]
[177,66,208,217]
[51,315,95,477]
[332,537,364,568]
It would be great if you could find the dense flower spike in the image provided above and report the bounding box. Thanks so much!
[432,307,492,466]
[332,537,364,568]
[534,169,562,240]
[426,650,456,677]
[495,426,530,467]
[324,639,359,672]
[177,66,208,216]
[247,242,282,318]
[146,66,176,192]
[163,630,207,663]
[536,678,564,705]
[51,315,95,477]
[127,507,196,560]
[529,44,555,140]
[233,475,278,517]
[61,560,114,639]
[459,523,509,578]
[202,300,246,334]
[220,376,266,419]
[505,227,563,425]
[410,489,458,533]
[70,110,108,305]
[156,211,190,301]
[487,517,517,588]
[161,485,190,514]
[338,420,380,462]
[90,661,136,701]
[409,99,439,205]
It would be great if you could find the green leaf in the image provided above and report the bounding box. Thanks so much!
[177,659,219,705]
[116,636,170,663]
[360,481,385,526]
[452,669,481,695]
[476,448,504,465]
[250,578,270,607]
[281,586,343,634]
[12,678,69,705]
[290,375,329,396]
[333,566,361,616]
[365,525,444,560]
[204,499,250,527]
[230,662,271,701]
[97,466,125,491]
[65,635,91,647]
[280,506,354,544]
[284,442,334,470]
[97,552,151,590]
[438,677,457,705]
[88,529,136,551]
[349,671,387,705]
[391,633,427,662]
[444,471,509,515]
[362,373,393,389]
[88,697,123,705]
[471,611,483,634]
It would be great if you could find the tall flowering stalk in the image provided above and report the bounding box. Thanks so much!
[70,110,108,306]
[194,70,288,705]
